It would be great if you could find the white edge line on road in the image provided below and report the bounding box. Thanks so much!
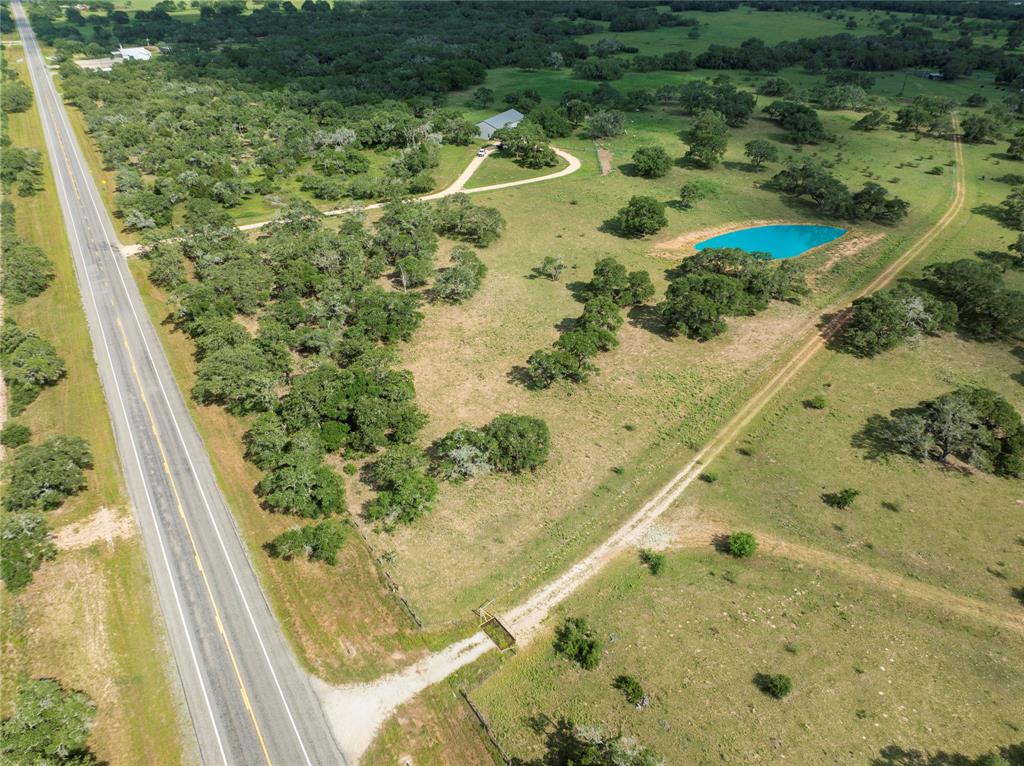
[35,30,326,766]
[13,7,230,763]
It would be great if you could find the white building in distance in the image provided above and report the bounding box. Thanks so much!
[476,108,523,140]
[113,45,152,61]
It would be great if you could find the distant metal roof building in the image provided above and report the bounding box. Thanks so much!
[113,45,152,61]
[476,108,524,139]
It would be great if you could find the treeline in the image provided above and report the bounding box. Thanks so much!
[0,151,92,597]
[750,1,1024,22]
[526,258,654,388]
[694,28,1012,82]
[836,260,1024,358]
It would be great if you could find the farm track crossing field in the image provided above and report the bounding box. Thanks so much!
[368,109,959,628]
[24,3,1024,762]
[471,550,1024,764]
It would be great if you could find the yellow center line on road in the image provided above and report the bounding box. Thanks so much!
[32,47,283,764]
[113,317,275,766]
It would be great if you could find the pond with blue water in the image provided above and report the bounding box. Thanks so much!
[695,224,847,260]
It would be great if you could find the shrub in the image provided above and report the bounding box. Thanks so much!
[553,616,602,670]
[258,451,347,518]
[0,422,31,448]
[243,413,289,470]
[755,672,793,699]
[0,320,66,416]
[823,488,859,509]
[537,255,566,281]
[613,195,667,238]
[433,194,506,246]
[727,531,758,558]
[482,414,551,473]
[366,445,437,527]
[267,519,348,565]
[613,674,645,705]
[805,394,827,410]
[1,239,54,304]
[698,471,717,483]
[640,548,666,575]
[0,679,98,764]
[431,245,487,303]
[431,426,495,482]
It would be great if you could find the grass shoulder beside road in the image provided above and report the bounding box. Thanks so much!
[0,56,187,765]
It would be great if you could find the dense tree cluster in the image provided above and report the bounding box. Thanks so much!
[835,283,957,357]
[691,27,1016,83]
[0,59,44,196]
[924,259,1024,341]
[0,679,99,765]
[0,319,66,415]
[893,96,955,136]
[675,78,756,127]
[432,414,551,481]
[762,101,828,145]
[769,160,910,223]
[493,124,558,170]
[862,387,1023,477]
[526,258,654,388]
[658,248,808,341]
[1,201,54,305]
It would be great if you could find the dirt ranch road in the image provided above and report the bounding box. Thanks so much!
[237,146,581,232]
[316,121,969,764]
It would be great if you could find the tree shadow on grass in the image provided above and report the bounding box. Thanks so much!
[626,303,672,339]
[850,413,908,461]
[506,364,533,388]
[1012,346,1024,387]
[870,742,1024,766]
[722,159,758,173]
[977,249,1020,272]
[972,202,1009,226]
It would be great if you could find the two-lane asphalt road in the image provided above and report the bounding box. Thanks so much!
[13,3,345,764]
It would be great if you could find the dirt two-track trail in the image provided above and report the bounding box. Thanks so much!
[322,121,989,766]
[501,118,969,642]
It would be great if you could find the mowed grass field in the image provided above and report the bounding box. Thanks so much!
[368,87,962,627]
[470,550,1024,764]
[0,57,187,765]
[674,138,1024,612]
[465,107,1024,766]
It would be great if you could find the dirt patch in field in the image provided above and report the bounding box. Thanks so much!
[807,232,886,286]
[55,506,136,550]
[596,145,613,176]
